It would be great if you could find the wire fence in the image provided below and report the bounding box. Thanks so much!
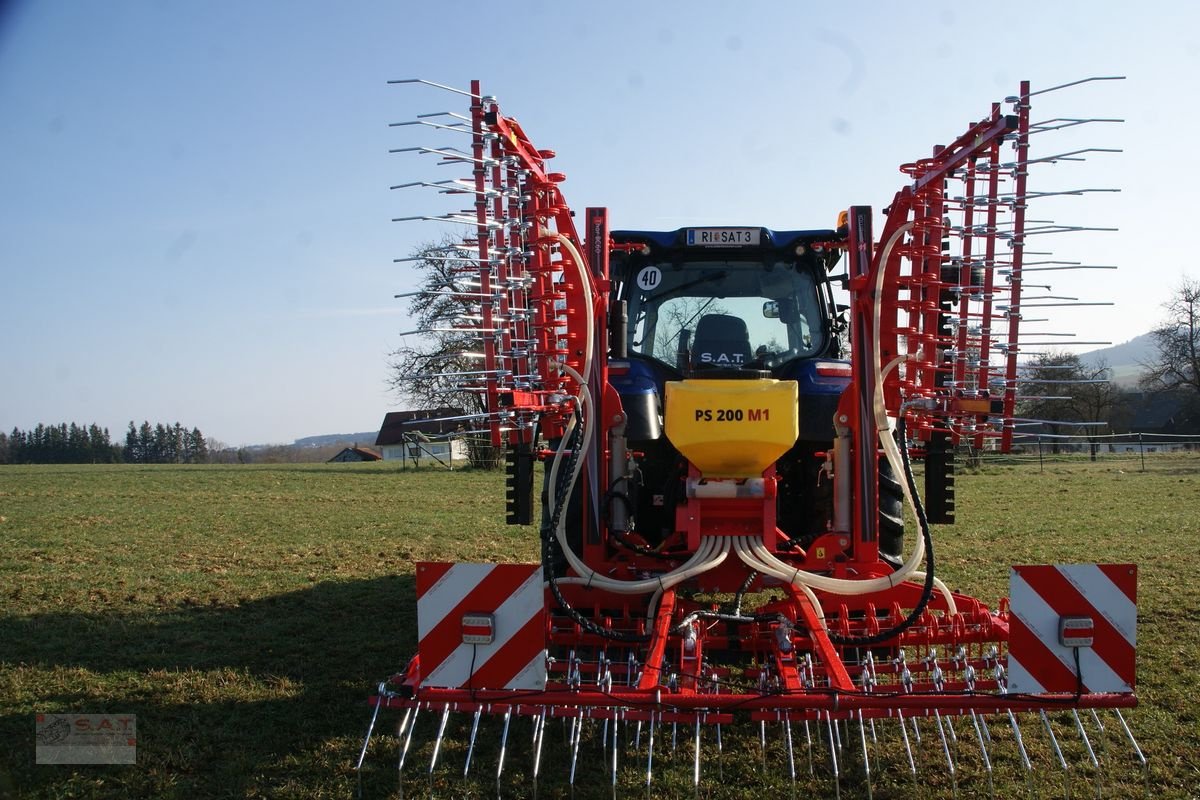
[970,432,1200,473]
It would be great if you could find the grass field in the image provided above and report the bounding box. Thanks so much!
[1,460,1197,798]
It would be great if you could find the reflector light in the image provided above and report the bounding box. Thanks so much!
[1059,615,1095,648]
[461,613,495,645]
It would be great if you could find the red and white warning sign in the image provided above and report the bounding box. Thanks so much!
[1007,564,1137,694]
[416,562,546,690]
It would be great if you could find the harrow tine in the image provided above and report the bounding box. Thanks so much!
[804,718,814,776]
[1040,710,1072,800]
[897,710,918,788]
[857,713,873,800]
[692,713,702,793]
[569,708,583,787]
[355,691,385,772]
[714,712,724,780]
[784,715,797,789]
[463,706,482,777]
[1007,711,1036,799]
[611,710,619,789]
[826,712,842,800]
[1087,709,1107,757]
[1071,710,1101,798]
[645,711,657,788]
[496,707,512,782]
[971,712,996,800]
[532,709,547,782]
[934,711,959,798]
[868,716,880,775]
[398,702,422,774]
[1112,709,1148,796]
[760,719,767,769]
[429,704,451,776]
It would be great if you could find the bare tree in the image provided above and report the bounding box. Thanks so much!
[387,240,499,468]
[1018,351,1119,454]
[1141,277,1200,396]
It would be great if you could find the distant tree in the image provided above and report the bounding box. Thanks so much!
[387,239,500,469]
[1142,277,1200,397]
[182,427,208,463]
[1018,351,1119,454]
[0,431,9,464]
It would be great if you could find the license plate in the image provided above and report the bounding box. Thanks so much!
[685,228,760,247]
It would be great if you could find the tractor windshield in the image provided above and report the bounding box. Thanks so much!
[625,259,824,371]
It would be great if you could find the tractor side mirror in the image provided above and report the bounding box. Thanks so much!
[762,301,780,319]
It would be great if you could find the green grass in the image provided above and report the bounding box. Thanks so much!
[0,460,1197,798]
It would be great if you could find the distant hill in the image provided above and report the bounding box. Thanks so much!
[293,431,378,448]
[1080,333,1155,386]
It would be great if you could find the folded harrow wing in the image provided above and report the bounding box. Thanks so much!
[363,78,1144,797]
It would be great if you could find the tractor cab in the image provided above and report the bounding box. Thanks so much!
[611,227,844,376]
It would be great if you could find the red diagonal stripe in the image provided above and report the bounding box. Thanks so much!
[1021,566,1135,688]
[1009,614,1082,693]
[415,562,455,598]
[1097,564,1137,605]
[418,565,537,678]
[469,611,546,689]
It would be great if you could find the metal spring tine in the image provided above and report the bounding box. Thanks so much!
[1112,709,1148,796]
[826,712,842,800]
[1071,710,1102,799]
[645,711,656,788]
[1007,711,1036,799]
[355,691,386,771]
[784,714,797,789]
[692,713,702,793]
[834,717,844,754]
[429,704,451,776]
[804,718,814,776]
[634,718,643,751]
[897,710,918,788]
[868,716,880,774]
[569,708,584,787]
[935,711,959,799]
[496,707,512,782]
[760,719,767,769]
[672,719,678,752]
[1041,710,1071,800]
[398,702,422,773]
[532,709,547,782]
[857,713,873,800]
[1087,709,1107,756]
[611,710,620,789]
[386,78,481,99]
[971,712,996,800]
[463,706,482,777]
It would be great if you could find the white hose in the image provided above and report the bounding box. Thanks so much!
[732,536,827,628]
[870,222,958,615]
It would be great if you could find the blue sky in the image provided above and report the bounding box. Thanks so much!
[1,1,1196,446]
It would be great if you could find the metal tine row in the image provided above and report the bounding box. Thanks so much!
[357,699,1150,800]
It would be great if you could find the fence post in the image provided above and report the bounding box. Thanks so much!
[1038,434,1044,474]
[1139,433,1146,473]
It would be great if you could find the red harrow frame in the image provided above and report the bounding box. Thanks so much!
[366,77,1143,796]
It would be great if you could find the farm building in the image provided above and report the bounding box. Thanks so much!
[374,408,469,465]
[326,446,381,463]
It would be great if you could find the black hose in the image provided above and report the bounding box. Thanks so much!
[825,417,937,647]
[543,409,651,643]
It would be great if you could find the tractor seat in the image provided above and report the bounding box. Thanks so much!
[692,313,754,369]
